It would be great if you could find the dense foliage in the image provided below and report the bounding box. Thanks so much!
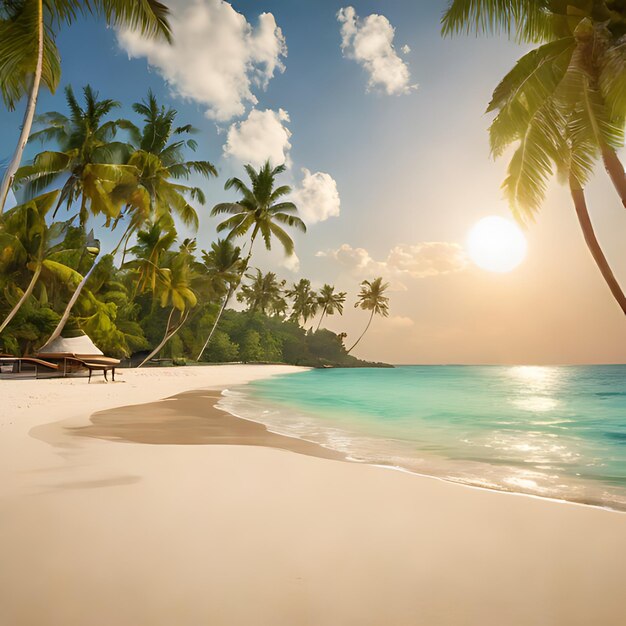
[0,86,390,366]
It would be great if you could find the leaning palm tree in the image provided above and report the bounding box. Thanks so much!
[442,0,626,314]
[316,284,347,331]
[0,0,171,214]
[123,220,177,299]
[209,160,305,337]
[0,190,64,333]
[137,244,198,368]
[347,277,389,354]
[286,278,318,327]
[195,238,242,361]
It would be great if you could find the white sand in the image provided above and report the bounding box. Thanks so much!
[1,365,626,626]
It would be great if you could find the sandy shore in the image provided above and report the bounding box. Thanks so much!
[2,365,626,626]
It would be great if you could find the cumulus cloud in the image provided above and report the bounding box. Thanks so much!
[282,252,300,273]
[291,169,341,225]
[223,108,292,168]
[117,0,286,121]
[337,6,416,95]
[386,243,469,277]
[385,315,415,329]
[317,242,468,289]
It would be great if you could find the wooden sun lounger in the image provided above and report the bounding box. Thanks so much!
[0,356,59,379]
[36,353,120,382]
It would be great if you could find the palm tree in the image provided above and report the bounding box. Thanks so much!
[124,220,177,299]
[122,91,217,237]
[212,161,305,266]
[286,279,318,326]
[0,190,63,333]
[136,237,198,368]
[41,228,101,347]
[15,85,136,227]
[209,160,305,337]
[347,277,389,354]
[238,269,286,315]
[442,0,626,314]
[195,238,242,361]
[316,284,347,331]
[0,0,171,214]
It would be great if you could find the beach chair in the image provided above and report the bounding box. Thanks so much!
[37,353,120,382]
[0,356,60,379]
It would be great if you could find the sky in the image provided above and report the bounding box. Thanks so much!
[2,0,626,364]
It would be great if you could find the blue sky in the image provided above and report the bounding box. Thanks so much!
[2,1,626,363]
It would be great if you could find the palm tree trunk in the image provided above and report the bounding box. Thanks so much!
[0,264,42,335]
[194,229,259,361]
[570,177,626,315]
[0,0,44,214]
[112,219,134,258]
[119,226,136,266]
[347,310,375,354]
[138,308,189,368]
[42,253,102,347]
[316,306,327,331]
[195,291,230,361]
[602,147,626,209]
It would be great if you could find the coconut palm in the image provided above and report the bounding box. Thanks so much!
[0,189,64,333]
[123,220,177,299]
[442,0,626,314]
[238,269,286,315]
[195,238,242,361]
[211,161,306,267]
[0,0,171,214]
[121,91,217,237]
[137,239,198,368]
[208,160,305,339]
[347,277,389,354]
[15,85,136,227]
[286,279,318,326]
[316,284,347,331]
[41,227,101,347]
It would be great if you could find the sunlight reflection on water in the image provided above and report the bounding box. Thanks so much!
[222,366,626,510]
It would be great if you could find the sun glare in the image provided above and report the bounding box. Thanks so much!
[466,216,527,273]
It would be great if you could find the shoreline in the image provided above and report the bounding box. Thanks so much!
[71,381,626,515]
[218,382,626,514]
[2,365,626,625]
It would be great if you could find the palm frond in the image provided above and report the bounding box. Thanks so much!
[271,212,307,233]
[441,0,554,43]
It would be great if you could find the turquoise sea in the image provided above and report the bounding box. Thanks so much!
[219,365,626,510]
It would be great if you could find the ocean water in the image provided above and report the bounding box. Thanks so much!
[218,365,626,510]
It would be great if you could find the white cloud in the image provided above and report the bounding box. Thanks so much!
[386,243,469,278]
[292,169,341,225]
[317,242,468,289]
[117,0,286,121]
[223,108,292,168]
[386,315,415,329]
[337,6,416,95]
[282,252,300,273]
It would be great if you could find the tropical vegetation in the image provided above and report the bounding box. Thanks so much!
[0,85,388,367]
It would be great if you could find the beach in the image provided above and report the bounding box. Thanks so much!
[2,365,626,626]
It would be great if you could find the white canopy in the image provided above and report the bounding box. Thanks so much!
[38,335,104,356]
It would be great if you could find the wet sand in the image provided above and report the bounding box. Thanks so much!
[75,388,344,460]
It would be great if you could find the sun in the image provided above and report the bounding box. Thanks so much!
[466,216,527,273]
